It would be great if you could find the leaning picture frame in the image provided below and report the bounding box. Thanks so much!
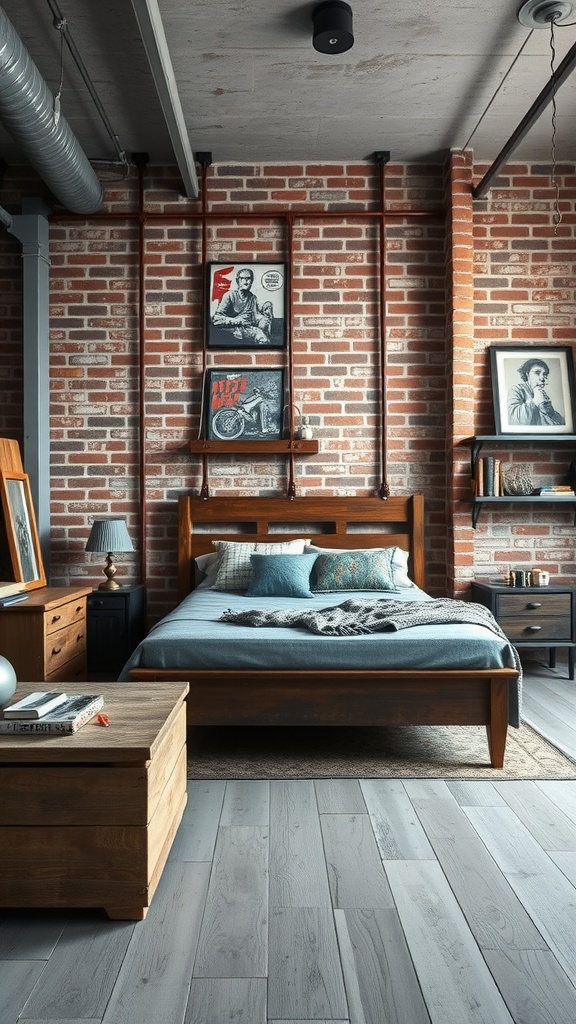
[0,471,46,590]
[205,368,285,441]
[206,262,287,349]
[489,345,576,435]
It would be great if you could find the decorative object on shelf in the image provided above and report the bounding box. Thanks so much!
[489,345,576,436]
[502,465,534,496]
[206,262,286,349]
[0,470,46,591]
[86,519,134,590]
[204,368,285,441]
[0,654,17,707]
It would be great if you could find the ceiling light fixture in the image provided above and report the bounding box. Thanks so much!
[312,1,354,54]
[517,0,575,27]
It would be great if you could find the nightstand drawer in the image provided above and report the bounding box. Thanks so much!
[498,615,571,642]
[495,593,571,618]
[44,622,87,675]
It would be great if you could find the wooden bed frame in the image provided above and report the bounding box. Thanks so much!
[129,494,519,767]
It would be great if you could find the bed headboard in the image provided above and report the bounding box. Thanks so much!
[178,494,425,598]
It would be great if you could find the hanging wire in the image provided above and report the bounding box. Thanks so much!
[548,15,562,233]
[53,16,65,126]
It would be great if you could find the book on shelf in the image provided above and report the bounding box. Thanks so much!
[474,456,503,497]
[538,486,575,495]
[3,691,68,719]
[0,694,104,734]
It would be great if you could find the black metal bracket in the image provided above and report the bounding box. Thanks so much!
[196,152,213,167]
[373,151,391,165]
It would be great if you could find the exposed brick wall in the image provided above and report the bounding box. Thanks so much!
[471,162,576,581]
[1,157,574,626]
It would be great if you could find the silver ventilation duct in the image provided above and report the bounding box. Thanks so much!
[0,5,103,214]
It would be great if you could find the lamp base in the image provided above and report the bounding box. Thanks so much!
[97,579,121,590]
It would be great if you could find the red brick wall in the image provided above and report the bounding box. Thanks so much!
[2,157,574,625]
[471,161,576,581]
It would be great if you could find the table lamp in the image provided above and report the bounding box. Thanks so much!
[85,519,133,590]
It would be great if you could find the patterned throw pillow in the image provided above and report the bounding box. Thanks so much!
[212,539,309,592]
[246,552,319,599]
[312,548,397,592]
[305,543,414,588]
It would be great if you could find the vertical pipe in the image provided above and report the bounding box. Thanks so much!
[136,159,147,582]
[286,213,296,498]
[199,156,210,498]
[377,154,390,499]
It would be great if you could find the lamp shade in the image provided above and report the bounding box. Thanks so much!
[85,519,133,553]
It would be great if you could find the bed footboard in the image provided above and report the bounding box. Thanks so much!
[128,667,517,768]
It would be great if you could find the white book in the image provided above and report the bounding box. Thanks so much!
[3,691,68,719]
[0,694,104,734]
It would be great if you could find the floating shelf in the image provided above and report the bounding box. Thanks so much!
[467,494,576,528]
[189,439,319,454]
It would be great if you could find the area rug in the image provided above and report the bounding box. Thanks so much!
[186,723,576,780]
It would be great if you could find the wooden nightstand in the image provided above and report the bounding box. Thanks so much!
[471,579,576,680]
[0,587,91,683]
[87,584,146,678]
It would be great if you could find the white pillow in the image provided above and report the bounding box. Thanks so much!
[211,539,310,592]
[304,543,415,588]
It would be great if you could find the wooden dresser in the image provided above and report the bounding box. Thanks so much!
[0,586,92,683]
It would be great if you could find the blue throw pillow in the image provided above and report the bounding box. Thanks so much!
[246,553,319,598]
[312,549,397,592]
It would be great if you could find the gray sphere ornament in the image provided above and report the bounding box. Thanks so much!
[0,654,17,707]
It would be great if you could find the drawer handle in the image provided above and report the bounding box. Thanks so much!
[92,600,104,607]
[51,646,62,655]
[51,614,61,623]
[527,602,542,609]
[77,633,84,642]
[525,625,542,632]
[76,605,83,613]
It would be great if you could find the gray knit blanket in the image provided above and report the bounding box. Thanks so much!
[221,597,510,641]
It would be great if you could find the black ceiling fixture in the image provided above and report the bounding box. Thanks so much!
[312,1,354,54]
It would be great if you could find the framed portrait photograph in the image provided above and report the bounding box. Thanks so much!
[207,262,286,349]
[0,471,46,589]
[489,346,576,435]
[205,368,285,441]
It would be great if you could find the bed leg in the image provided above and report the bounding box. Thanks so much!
[486,677,509,768]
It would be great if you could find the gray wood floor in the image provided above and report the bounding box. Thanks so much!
[1,660,575,1024]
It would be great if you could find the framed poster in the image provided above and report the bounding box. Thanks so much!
[205,368,285,440]
[0,471,46,589]
[207,262,286,349]
[489,346,576,435]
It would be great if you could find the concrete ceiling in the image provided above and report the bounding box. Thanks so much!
[0,0,575,188]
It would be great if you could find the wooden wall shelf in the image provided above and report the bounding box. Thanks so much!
[189,439,319,454]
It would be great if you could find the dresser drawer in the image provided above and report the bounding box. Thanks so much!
[44,622,87,675]
[44,598,87,636]
[46,651,87,684]
[495,593,571,642]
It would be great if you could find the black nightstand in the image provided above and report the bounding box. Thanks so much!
[471,579,576,680]
[87,584,146,677]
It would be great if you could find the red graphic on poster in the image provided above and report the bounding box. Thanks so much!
[211,266,234,303]
[211,374,248,410]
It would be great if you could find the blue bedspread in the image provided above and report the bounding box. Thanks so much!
[118,586,521,726]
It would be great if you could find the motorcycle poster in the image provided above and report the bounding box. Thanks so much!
[205,368,285,440]
[207,262,286,349]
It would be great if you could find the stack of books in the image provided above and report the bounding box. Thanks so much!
[0,691,104,734]
[0,582,27,607]
[537,485,576,498]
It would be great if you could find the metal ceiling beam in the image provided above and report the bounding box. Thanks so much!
[473,38,576,199]
[130,0,199,198]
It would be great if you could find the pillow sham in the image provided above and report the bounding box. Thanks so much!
[212,538,310,592]
[312,548,397,593]
[305,543,414,588]
[246,552,319,598]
